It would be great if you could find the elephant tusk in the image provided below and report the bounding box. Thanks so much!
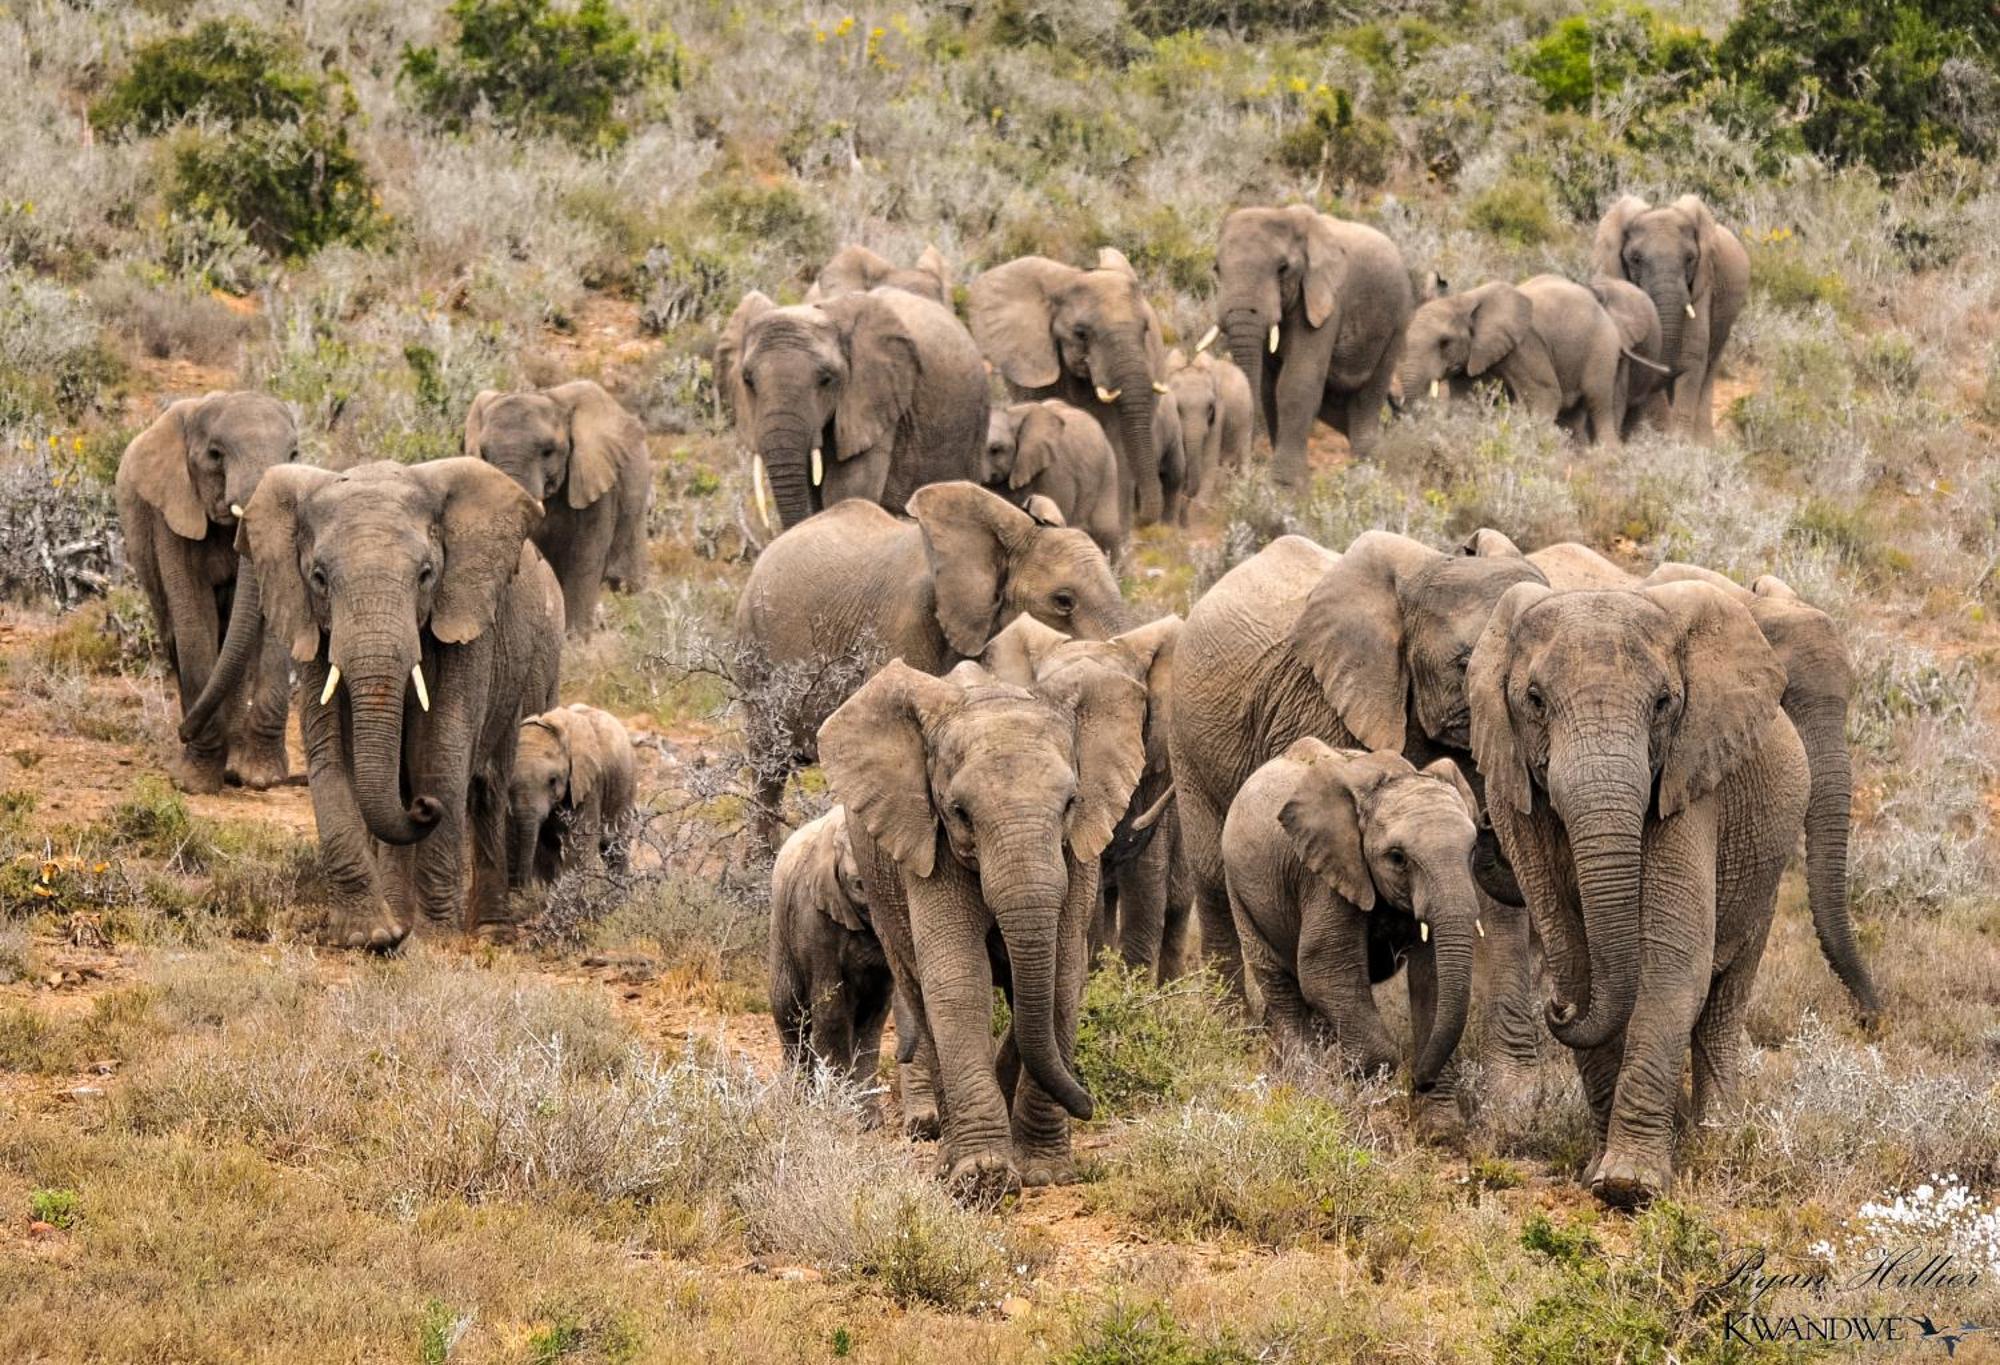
[1686,302,1697,318]
[1429,378,1442,400]
[1268,324,1280,353]
[1095,385,1121,403]
[1152,381,1170,395]
[810,446,824,488]
[411,664,430,713]
[1194,324,1218,354]
[751,455,773,531]
[229,503,244,517]
[1420,920,1429,943]
[1476,918,1486,938]
[319,665,341,706]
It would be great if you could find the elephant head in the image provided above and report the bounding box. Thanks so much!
[117,391,298,541]
[968,248,1168,523]
[225,459,541,847]
[1593,194,1724,377]
[1468,582,1787,1049]
[819,658,1148,1120]
[1164,349,1220,471]
[982,400,1092,493]
[722,292,924,530]
[1291,530,1547,756]
[1214,205,1346,433]
[1278,738,1485,1091]
[776,805,871,933]
[1397,283,1532,409]
[809,243,951,306]
[509,704,612,882]
[908,482,1130,657]
[463,380,640,512]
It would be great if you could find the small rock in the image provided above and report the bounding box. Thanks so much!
[1000,1295,1032,1318]
[772,1266,823,1283]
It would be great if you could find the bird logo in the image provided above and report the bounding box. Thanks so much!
[1913,1316,1987,1357]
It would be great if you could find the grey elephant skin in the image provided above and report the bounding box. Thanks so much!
[117,391,297,794]
[807,243,951,306]
[718,286,988,532]
[820,656,1147,1197]
[1214,205,1412,484]
[183,458,564,948]
[1469,581,1809,1206]
[1224,739,1486,1129]
[1591,276,1670,436]
[1398,276,1636,444]
[465,380,651,636]
[509,702,637,887]
[969,247,1170,526]
[1465,532,1879,1023]
[1165,347,1253,516]
[984,400,1125,555]
[1592,194,1749,441]
[734,482,1129,851]
[979,613,1186,978]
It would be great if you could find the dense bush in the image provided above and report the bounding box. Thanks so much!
[89,20,323,136]
[1516,4,1712,116]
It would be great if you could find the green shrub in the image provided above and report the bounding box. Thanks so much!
[1466,176,1559,245]
[401,0,665,146]
[1517,4,1713,115]
[1060,1300,1252,1365]
[28,1187,81,1230]
[1274,86,1395,190]
[1074,959,1250,1114]
[89,21,322,136]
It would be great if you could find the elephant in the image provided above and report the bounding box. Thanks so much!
[1212,205,1413,483]
[115,391,298,794]
[1223,738,1486,1130]
[978,613,1186,977]
[1591,276,1671,436]
[1165,347,1254,512]
[717,287,988,532]
[808,243,951,306]
[509,703,638,887]
[1396,276,1643,445]
[1463,531,1880,1024]
[180,458,564,948]
[1591,194,1749,441]
[819,654,1148,1197]
[1469,581,1809,1206]
[983,400,1125,555]
[464,380,651,636]
[734,481,1130,852]
[968,247,1171,526]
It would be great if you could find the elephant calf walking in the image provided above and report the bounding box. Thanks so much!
[769,808,894,1082]
[509,703,637,887]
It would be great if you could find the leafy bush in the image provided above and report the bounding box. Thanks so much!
[1073,959,1250,1113]
[89,20,322,136]
[1517,4,1713,116]
[1274,85,1395,190]
[1466,176,1559,245]
[401,0,664,145]
[1060,1300,1251,1365]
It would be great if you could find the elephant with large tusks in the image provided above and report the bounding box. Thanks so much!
[820,654,1148,1200]
[181,458,564,948]
[464,380,652,636]
[717,286,988,534]
[1469,581,1809,1207]
[116,391,298,794]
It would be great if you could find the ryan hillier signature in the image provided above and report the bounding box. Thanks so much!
[1711,1246,1986,1353]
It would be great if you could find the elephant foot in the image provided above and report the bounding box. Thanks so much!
[226,743,290,791]
[1591,1149,1669,1209]
[903,1104,941,1142]
[168,748,227,796]
[1016,1150,1078,1187]
[328,898,411,952]
[1413,1092,1468,1147]
[944,1150,1021,1206]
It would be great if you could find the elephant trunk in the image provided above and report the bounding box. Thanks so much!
[1641,270,1691,378]
[755,413,820,529]
[1109,357,1160,526]
[1223,313,1268,443]
[179,554,264,742]
[337,613,439,847]
[983,825,1094,1121]
[1792,694,1880,1023]
[1546,754,1649,1050]
[510,800,544,887]
[1411,870,1478,1092]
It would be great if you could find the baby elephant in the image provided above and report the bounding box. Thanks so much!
[1223,738,1486,1127]
[510,704,638,886]
[983,400,1124,555]
[769,805,896,1095]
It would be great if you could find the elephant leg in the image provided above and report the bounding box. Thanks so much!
[466,772,511,934]
[1271,352,1325,487]
[1475,892,1544,1088]
[1010,871,1094,1187]
[1297,897,1400,1076]
[1692,863,1783,1126]
[228,606,292,790]
[1157,816,1191,981]
[910,908,1017,1198]
[806,982,856,1080]
[300,661,406,949]
[1114,833,1169,974]
[1584,374,1622,448]
[890,985,940,1138]
[1405,945,1468,1141]
[850,979,894,1126]
[1572,1039,1624,1181]
[164,553,227,794]
[1343,356,1396,460]
[1087,876,1114,967]
[1179,792,1246,999]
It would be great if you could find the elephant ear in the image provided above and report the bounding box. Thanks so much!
[558,704,606,806]
[1294,207,1346,329]
[1094,246,1137,278]
[238,463,341,664]
[1291,530,1440,752]
[1007,402,1064,488]
[1278,747,1386,910]
[117,397,211,540]
[979,612,1070,684]
[546,381,638,510]
[1743,585,1852,708]
[812,244,893,300]
[1460,527,1523,558]
[463,389,500,457]
[1421,755,1481,823]
[1466,581,1553,818]
[1592,195,1650,279]
[914,244,951,301]
[1041,661,1148,863]
[716,290,775,419]
[909,482,1036,658]
[968,256,1072,389]
[818,660,966,879]
[1023,494,1065,526]
[406,458,545,645]
[1117,613,1182,775]
[1467,285,1532,377]
[1139,296,1170,381]
[809,812,869,933]
[830,294,920,462]
[1645,580,1788,820]
[1672,194,1720,303]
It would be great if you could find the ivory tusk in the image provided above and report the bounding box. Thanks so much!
[1686,302,1697,318]
[1268,324,1280,353]
[751,455,773,531]
[810,447,824,487]
[1429,378,1442,400]
[1095,385,1121,403]
[229,503,244,517]
[411,664,430,713]
[1420,920,1430,943]
[1476,918,1486,938]
[1194,324,1219,354]
[319,665,340,706]
[1152,381,1170,395]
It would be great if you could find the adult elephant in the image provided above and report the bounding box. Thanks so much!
[1212,205,1412,483]
[733,482,1129,851]
[1591,195,1749,441]
[983,400,1124,556]
[1591,277,1670,436]
[820,655,1147,1197]
[718,288,987,532]
[116,391,297,794]
[182,459,563,948]
[1463,532,1879,1024]
[1169,532,1545,1080]
[808,243,951,306]
[968,248,1170,526]
[464,380,651,636]
[1468,582,1808,1206]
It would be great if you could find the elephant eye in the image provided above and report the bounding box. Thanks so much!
[309,564,329,594]
[1525,684,1546,716]
[1071,323,1089,341]
[417,561,437,588]
[1654,689,1674,716]
[1385,847,1407,868]
[1051,590,1077,615]
[816,370,833,387]
[207,445,225,462]
[949,801,970,826]
[741,371,756,393]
